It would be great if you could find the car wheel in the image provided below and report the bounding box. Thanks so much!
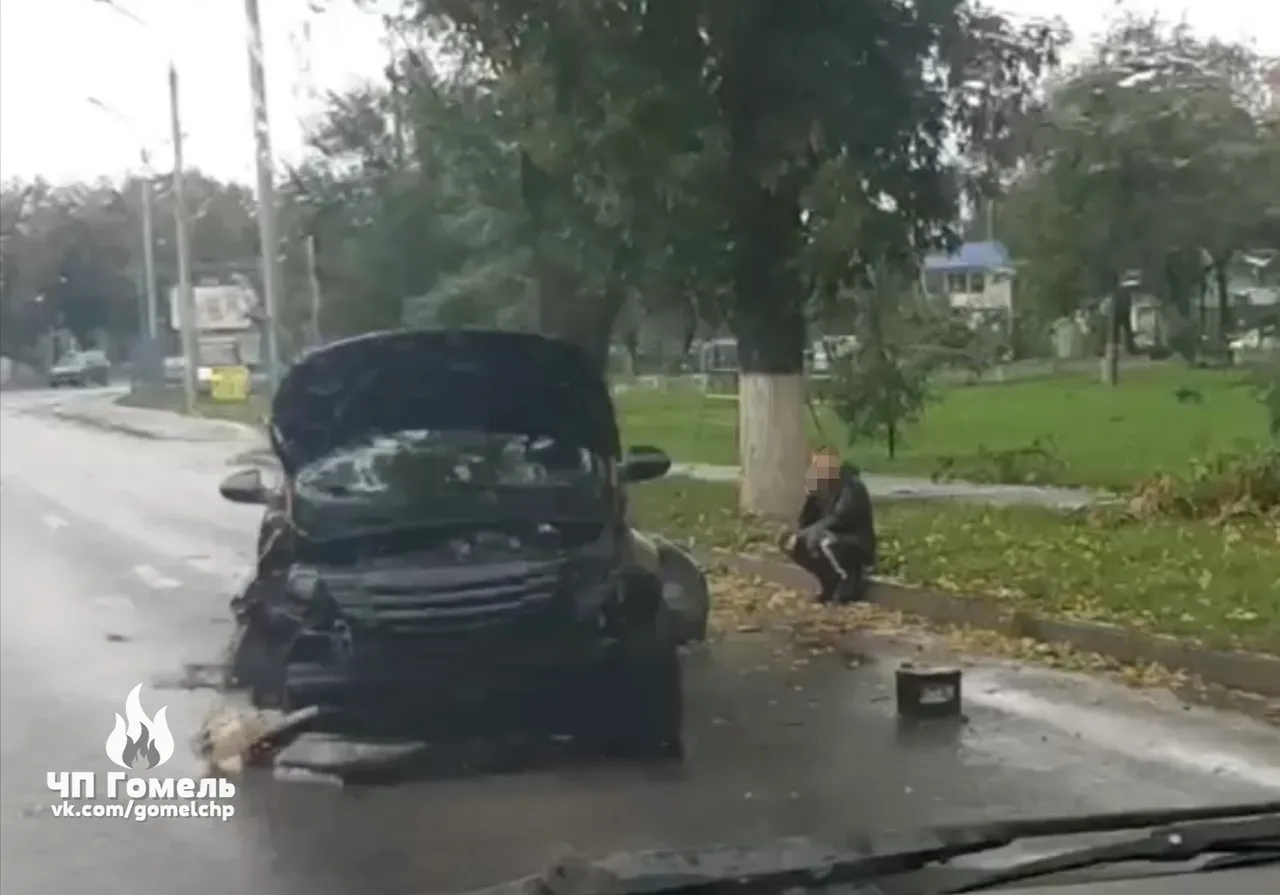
[224,592,287,709]
[597,602,684,760]
[224,617,273,698]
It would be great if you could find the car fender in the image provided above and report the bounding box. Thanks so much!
[632,531,709,644]
[627,529,663,575]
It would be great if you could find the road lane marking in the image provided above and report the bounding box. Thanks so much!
[186,556,222,577]
[132,564,181,590]
[40,513,69,530]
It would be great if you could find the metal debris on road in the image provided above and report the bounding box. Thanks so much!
[192,703,320,775]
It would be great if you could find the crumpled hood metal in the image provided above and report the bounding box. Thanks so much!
[269,329,620,474]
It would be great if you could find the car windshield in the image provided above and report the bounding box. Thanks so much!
[290,428,608,533]
[297,429,605,495]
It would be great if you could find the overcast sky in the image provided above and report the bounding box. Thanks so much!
[1,0,1276,185]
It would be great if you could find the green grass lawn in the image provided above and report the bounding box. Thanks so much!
[617,365,1271,489]
[629,479,1280,655]
[127,363,1270,490]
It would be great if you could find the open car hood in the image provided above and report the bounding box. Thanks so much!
[269,329,620,474]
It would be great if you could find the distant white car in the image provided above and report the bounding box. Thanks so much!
[49,350,110,387]
[1229,329,1278,351]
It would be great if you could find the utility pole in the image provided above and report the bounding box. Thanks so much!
[139,149,158,339]
[245,0,283,393]
[385,35,406,168]
[170,63,198,412]
[304,235,322,347]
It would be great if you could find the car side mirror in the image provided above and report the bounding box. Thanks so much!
[620,446,671,484]
[219,468,267,505]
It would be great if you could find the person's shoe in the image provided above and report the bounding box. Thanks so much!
[832,572,868,605]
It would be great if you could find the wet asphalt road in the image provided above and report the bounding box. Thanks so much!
[1,388,1278,895]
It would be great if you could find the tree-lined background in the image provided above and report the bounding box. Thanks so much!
[3,3,1277,515]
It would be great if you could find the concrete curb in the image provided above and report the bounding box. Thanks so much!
[49,405,265,446]
[698,548,1280,700]
[48,407,162,439]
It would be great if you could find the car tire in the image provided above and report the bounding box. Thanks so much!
[224,616,279,704]
[224,590,288,709]
[596,601,684,760]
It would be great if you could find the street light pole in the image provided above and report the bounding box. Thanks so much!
[245,0,283,393]
[169,63,198,413]
[139,150,158,339]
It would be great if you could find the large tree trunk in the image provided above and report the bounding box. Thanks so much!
[731,184,807,518]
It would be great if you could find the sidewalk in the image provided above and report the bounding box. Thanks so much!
[670,462,1102,509]
[45,393,266,448]
[48,394,1101,508]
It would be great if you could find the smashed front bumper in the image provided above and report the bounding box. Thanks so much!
[282,623,618,737]
[272,555,633,736]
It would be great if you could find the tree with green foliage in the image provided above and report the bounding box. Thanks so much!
[826,279,936,460]
[348,0,1064,515]
[999,15,1280,370]
[1,171,260,361]
[822,269,996,459]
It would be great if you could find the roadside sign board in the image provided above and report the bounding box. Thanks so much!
[170,284,257,332]
[209,365,251,402]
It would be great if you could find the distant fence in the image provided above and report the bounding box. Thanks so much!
[609,355,1176,397]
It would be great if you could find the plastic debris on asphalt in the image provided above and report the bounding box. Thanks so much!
[192,704,321,776]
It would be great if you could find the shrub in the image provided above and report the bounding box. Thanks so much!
[931,437,1067,485]
[1119,447,1280,522]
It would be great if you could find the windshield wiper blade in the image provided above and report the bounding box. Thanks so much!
[528,831,1014,895]
[938,810,1280,894]
[508,800,1280,895]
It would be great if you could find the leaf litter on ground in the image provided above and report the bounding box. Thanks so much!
[703,567,1248,708]
[635,479,1279,656]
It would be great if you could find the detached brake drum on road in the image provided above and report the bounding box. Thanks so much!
[895,663,963,721]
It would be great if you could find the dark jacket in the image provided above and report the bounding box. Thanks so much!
[797,464,876,563]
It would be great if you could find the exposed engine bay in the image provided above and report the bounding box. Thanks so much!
[292,519,607,568]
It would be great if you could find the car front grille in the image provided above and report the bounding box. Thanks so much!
[322,561,567,638]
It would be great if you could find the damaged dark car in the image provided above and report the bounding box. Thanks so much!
[217,329,707,757]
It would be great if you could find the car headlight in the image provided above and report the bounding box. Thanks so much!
[569,571,618,622]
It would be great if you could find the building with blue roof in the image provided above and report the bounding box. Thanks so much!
[921,240,1015,319]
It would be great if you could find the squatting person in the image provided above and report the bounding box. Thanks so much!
[780,450,877,604]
